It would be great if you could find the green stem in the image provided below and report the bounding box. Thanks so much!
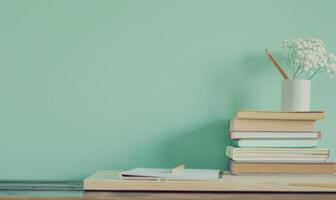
[309,67,322,80]
[293,65,302,78]
[296,67,305,78]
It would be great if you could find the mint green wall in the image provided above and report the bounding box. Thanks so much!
[0,0,335,180]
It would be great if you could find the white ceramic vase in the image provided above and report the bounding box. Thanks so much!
[281,79,311,112]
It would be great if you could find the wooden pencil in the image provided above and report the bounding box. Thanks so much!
[265,49,289,79]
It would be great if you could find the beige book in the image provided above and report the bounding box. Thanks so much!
[230,161,336,175]
[229,119,316,131]
[236,110,325,120]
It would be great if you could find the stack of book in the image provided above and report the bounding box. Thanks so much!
[226,110,336,175]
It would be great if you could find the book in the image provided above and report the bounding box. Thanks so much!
[229,119,316,131]
[226,146,331,162]
[230,161,336,175]
[120,168,221,181]
[231,139,319,148]
[236,110,325,120]
[230,131,321,139]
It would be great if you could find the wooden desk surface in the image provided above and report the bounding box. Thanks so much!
[85,170,336,192]
[0,180,335,200]
[1,190,336,200]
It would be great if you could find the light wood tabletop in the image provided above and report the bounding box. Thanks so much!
[84,170,336,192]
[1,190,336,200]
[0,180,335,200]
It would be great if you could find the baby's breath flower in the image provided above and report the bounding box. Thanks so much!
[281,38,336,79]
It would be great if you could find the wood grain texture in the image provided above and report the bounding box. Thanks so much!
[84,170,336,192]
[1,191,336,200]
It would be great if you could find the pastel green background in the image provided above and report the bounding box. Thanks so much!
[0,0,335,180]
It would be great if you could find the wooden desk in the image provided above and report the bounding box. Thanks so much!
[1,190,336,200]
[84,170,336,192]
[0,180,335,200]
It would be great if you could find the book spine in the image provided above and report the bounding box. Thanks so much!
[225,146,234,160]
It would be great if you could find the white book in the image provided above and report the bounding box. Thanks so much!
[232,139,319,148]
[120,168,221,181]
[230,131,320,139]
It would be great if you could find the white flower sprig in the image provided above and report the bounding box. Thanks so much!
[282,38,336,79]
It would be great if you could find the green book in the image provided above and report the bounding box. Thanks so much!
[232,139,319,148]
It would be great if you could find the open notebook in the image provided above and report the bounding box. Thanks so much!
[120,166,221,181]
